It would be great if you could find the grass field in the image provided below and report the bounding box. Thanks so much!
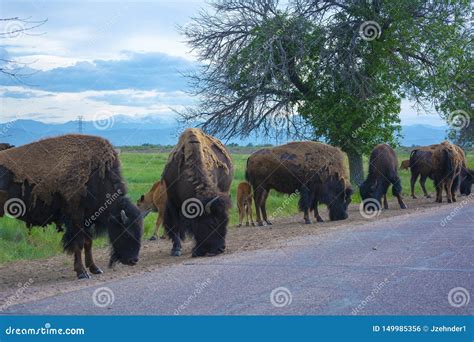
[0,150,472,264]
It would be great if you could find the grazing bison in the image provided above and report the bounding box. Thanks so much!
[407,145,438,198]
[0,135,143,279]
[246,141,353,225]
[237,181,254,227]
[0,143,14,151]
[137,180,168,240]
[432,141,463,203]
[162,128,233,257]
[460,167,473,196]
[360,144,407,210]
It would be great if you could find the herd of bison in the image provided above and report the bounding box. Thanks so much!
[0,129,472,279]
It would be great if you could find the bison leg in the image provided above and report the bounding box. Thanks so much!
[420,175,430,198]
[435,180,443,203]
[84,236,102,275]
[253,187,265,226]
[237,202,244,227]
[410,172,419,199]
[150,211,164,241]
[391,178,407,209]
[261,189,272,225]
[73,245,90,280]
[383,194,389,210]
[313,202,324,222]
[445,182,453,203]
[164,202,182,256]
[247,200,255,226]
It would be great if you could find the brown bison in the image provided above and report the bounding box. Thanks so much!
[359,144,407,210]
[460,167,473,196]
[137,180,167,240]
[245,141,353,225]
[162,128,233,257]
[407,144,438,198]
[237,181,254,227]
[0,135,143,279]
[432,141,463,203]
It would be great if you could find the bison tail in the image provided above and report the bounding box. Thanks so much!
[443,149,454,176]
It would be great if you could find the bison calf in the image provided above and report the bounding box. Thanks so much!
[246,141,353,225]
[237,181,254,227]
[137,180,168,240]
[360,144,407,210]
[407,145,438,199]
[400,160,410,170]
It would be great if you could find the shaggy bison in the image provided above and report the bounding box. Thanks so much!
[162,128,233,257]
[0,135,143,279]
[245,141,353,225]
[360,144,407,210]
[407,145,438,198]
[137,180,168,240]
[432,141,463,203]
[237,181,254,227]
[460,167,473,196]
[0,143,14,151]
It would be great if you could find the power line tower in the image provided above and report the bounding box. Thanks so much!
[77,115,84,133]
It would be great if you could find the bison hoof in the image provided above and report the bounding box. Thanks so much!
[89,265,103,274]
[170,249,182,257]
[304,219,312,224]
[77,271,91,280]
[316,216,324,223]
[266,221,272,225]
[159,235,166,240]
[149,235,157,241]
[400,204,407,209]
[238,224,242,227]
[425,194,431,198]
[257,222,264,227]
[412,195,417,199]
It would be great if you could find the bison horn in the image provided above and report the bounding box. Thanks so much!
[205,196,220,214]
[120,209,129,224]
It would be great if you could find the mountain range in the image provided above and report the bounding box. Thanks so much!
[0,116,448,147]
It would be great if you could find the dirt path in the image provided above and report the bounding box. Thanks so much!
[0,197,450,309]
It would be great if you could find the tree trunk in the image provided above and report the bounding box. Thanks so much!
[347,151,364,186]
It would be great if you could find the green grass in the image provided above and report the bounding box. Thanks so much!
[0,150,472,264]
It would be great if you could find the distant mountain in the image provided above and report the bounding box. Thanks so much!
[0,117,448,147]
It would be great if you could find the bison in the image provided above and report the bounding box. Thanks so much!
[0,134,143,279]
[137,180,168,240]
[237,181,254,227]
[245,141,353,225]
[359,144,407,210]
[432,141,463,203]
[400,160,410,170]
[460,167,473,196]
[162,128,233,257]
[407,145,438,199]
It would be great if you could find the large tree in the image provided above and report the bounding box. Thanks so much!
[181,0,471,184]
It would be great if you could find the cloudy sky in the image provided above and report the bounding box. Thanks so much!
[0,0,445,126]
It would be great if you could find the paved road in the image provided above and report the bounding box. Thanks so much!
[5,201,474,315]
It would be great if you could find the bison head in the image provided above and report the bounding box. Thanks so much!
[136,193,154,217]
[187,194,231,257]
[323,178,352,221]
[108,197,143,268]
[359,178,384,210]
[460,169,473,196]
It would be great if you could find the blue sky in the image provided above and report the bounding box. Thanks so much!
[0,0,445,127]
